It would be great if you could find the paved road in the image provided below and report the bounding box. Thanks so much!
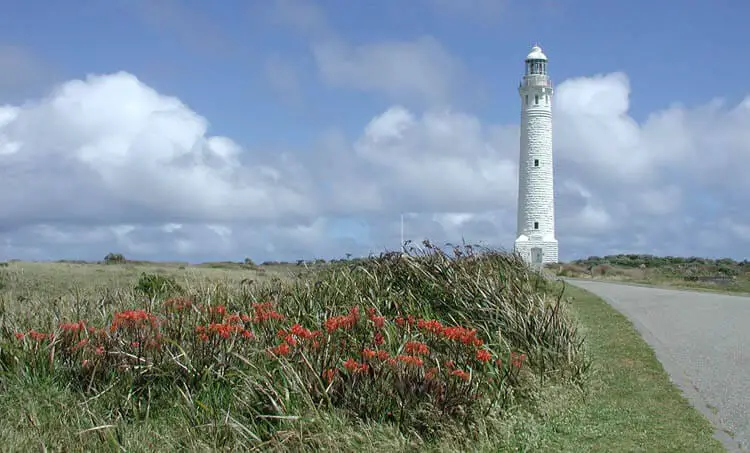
[567,279,750,452]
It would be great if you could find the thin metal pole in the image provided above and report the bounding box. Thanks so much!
[400,214,404,252]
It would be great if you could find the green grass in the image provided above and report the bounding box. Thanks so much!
[551,255,750,295]
[0,256,726,452]
[590,272,750,295]
[533,284,725,452]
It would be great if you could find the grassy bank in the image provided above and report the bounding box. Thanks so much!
[0,249,725,451]
[538,284,725,452]
[551,255,750,295]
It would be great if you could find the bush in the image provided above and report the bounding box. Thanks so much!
[591,264,613,277]
[134,272,183,299]
[557,263,588,277]
[103,252,126,264]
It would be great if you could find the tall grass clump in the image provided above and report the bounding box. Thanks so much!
[0,242,587,451]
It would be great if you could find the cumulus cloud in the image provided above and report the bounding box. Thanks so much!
[1,63,749,262]
[0,72,315,227]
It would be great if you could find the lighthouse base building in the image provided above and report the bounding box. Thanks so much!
[514,236,559,267]
[513,45,559,267]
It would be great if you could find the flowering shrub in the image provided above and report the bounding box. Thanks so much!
[0,245,586,448]
[8,296,527,430]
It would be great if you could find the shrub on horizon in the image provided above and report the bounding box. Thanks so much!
[103,252,126,264]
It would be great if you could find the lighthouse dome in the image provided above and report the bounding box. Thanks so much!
[525,45,547,61]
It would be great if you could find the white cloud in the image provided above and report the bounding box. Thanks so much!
[0,72,315,227]
[350,107,518,213]
[1,62,750,262]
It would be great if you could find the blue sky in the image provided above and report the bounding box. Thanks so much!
[0,0,749,263]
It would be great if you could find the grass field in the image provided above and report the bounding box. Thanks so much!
[550,255,750,295]
[0,252,725,452]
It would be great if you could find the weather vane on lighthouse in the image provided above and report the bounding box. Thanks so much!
[514,44,559,267]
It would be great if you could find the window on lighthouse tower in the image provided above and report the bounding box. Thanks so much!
[534,95,539,105]
[534,222,539,230]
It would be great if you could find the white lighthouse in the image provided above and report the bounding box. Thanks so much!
[514,45,558,266]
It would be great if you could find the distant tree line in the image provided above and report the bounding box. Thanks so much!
[570,254,749,277]
[99,252,369,268]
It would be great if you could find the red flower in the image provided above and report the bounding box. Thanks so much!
[290,323,315,339]
[164,297,192,312]
[344,358,368,374]
[417,319,443,336]
[404,341,429,356]
[270,343,291,356]
[511,352,526,368]
[28,330,49,342]
[323,369,336,384]
[374,331,385,345]
[252,302,285,324]
[59,320,87,333]
[343,358,358,372]
[366,308,385,328]
[451,369,470,381]
[71,338,89,351]
[324,307,360,333]
[396,355,424,367]
[110,310,158,332]
[439,325,485,348]
[475,349,492,363]
[225,314,241,324]
[204,304,227,318]
[14,332,24,340]
[208,323,234,339]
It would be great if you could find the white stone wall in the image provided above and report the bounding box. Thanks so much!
[514,239,558,266]
[514,57,558,265]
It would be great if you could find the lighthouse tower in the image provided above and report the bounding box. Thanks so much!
[514,45,558,266]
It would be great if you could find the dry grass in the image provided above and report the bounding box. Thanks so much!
[550,257,750,295]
